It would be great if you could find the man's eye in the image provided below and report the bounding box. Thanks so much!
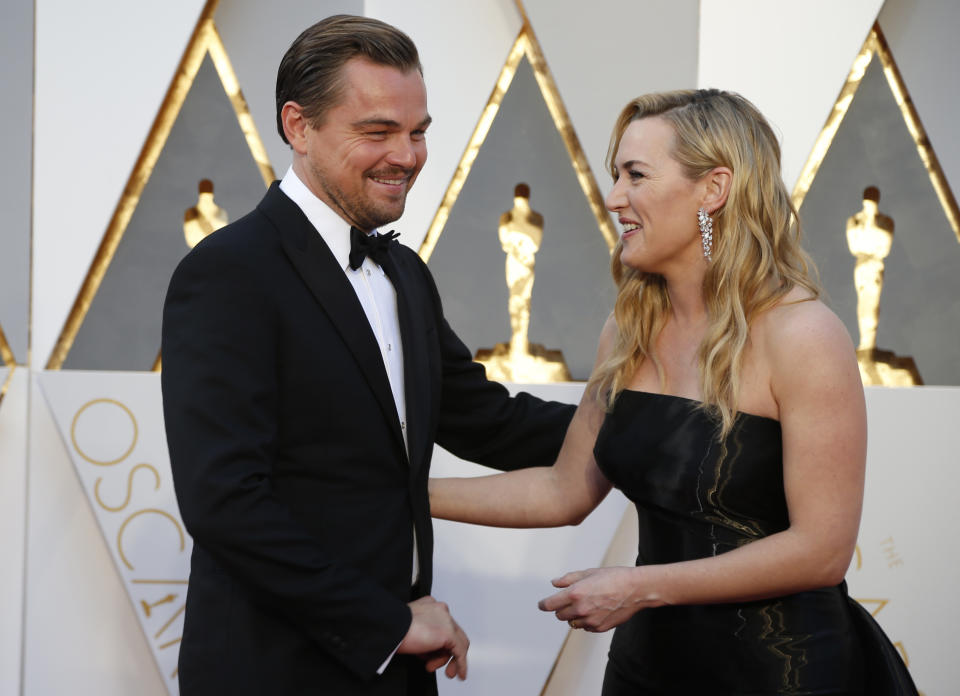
[411,129,427,140]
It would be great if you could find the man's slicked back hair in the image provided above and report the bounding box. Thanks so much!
[275,14,422,144]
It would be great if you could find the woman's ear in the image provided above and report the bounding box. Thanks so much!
[702,166,732,214]
[281,101,309,154]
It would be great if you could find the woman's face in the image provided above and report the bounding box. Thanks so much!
[605,117,706,275]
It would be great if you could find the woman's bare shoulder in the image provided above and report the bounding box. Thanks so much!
[757,287,859,397]
[762,288,847,345]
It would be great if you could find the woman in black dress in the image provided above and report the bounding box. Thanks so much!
[430,89,914,694]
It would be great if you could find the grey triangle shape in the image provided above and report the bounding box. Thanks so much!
[798,53,960,385]
[427,56,614,380]
[64,55,267,370]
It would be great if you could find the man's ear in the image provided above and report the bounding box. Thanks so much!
[702,166,732,214]
[281,101,309,154]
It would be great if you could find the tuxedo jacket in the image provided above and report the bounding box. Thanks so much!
[161,183,574,695]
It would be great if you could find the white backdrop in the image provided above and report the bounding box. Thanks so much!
[24,374,960,695]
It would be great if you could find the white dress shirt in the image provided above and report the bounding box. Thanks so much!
[279,167,408,452]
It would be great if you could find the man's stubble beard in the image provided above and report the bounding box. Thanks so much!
[314,163,409,232]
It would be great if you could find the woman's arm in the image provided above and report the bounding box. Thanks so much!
[429,318,618,528]
[541,299,867,631]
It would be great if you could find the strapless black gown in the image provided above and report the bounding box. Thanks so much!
[594,390,875,695]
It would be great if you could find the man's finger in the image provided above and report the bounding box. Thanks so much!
[423,652,450,673]
[445,656,464,680]
[448,621,469,680]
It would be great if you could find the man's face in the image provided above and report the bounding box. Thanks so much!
[293,57,430,232]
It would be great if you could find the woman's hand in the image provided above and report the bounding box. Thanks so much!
[537,566,664,632]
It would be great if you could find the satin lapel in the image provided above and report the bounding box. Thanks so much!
[384,247,430,476]
[258,184,405,452]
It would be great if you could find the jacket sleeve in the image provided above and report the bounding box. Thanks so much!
[161,238,410,679]
[412,255,576,469]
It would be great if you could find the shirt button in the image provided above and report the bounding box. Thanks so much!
[365,269,371,276]
[401,421,406,430]
[387,343,392,352]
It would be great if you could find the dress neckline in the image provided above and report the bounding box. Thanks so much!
[618,389,781,426]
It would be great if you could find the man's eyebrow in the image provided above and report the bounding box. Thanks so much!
[353,118,401,129]
[352,115,433,130]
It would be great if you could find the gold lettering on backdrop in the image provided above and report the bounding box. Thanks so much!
[845,187,922,386]
[141,593,177,618]
[117,508,187,571]
[850,536,913,672]
[154,604,186,639]
[857,598,891,618]
[894,641,910,667]
[880,536,904,568]
[852,544,863,571]
[70,398,138,465]
[94,463,161,512]
[69,395,188,684]
[475,184,572,382]
[183,179,228,248]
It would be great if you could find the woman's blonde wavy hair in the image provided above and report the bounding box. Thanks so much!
[587,89,820,440]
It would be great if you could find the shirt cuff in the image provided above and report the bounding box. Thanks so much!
[377,640,401,674]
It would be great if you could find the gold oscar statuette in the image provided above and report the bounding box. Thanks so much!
[475,183,571,382]
[183,179,228,249]
[846,186,921,385]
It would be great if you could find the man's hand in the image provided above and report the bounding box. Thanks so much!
[398,596,470,680]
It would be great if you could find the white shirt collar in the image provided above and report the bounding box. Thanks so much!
[279,165,376,271]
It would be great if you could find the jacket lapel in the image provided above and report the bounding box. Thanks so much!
[384,248,430,476]
[258,184,406,455]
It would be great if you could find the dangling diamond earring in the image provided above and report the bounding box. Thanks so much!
[698,208,713,262]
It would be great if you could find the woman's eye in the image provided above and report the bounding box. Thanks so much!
[628,170,644,180]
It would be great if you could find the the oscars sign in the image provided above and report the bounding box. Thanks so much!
[41,371,188,696]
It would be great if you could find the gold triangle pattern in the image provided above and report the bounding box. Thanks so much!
[418,2,616,262]
[792,22,959,242]
[0,324,14,403]
[0,323,14,367]
[45,0,275,370]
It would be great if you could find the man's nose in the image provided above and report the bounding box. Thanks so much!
[387,138,417,168]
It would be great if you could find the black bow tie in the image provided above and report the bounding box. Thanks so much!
[349,226,399,270]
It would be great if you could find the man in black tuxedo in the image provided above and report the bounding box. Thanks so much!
[161,14,574,696]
